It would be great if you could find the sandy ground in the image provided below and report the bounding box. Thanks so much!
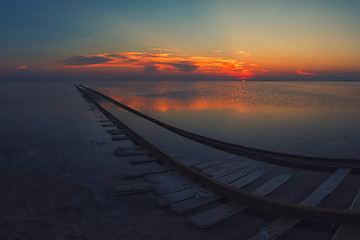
[0,80,255,240]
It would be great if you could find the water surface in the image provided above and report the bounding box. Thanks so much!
[92,81,360,158]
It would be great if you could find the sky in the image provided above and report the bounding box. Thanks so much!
[1,0,360,81]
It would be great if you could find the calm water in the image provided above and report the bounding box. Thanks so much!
[91,81,360,158]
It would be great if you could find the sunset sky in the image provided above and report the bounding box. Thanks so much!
[1,0,360,81]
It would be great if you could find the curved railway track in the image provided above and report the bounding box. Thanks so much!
[76,84,360,239]
[78,84,360,171]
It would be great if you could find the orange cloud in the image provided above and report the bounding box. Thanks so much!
[297,70,322,76]
[55,51,266,78]
[15,65,27,70]
[237,50,251,57]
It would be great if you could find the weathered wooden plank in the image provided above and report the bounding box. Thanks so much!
[121,166,172,179]
[216,162,263,184]
[301,168,351,206]
[153,185,194,196]
[203,162,240,175]
[250,216,300,240]
[331,224,360,240]
[209,166,246,179]
[331,189,360,240]
[153,187,211,207]
[215,169,250,184]
[188,173,292,229]
[182,159,204,166]
[193,161,222,171]
[248,168,351,240]
[189,201,248,229]
[203,161,250,178]
[170,196,220,214]
[144,172,194,195]
[129,157,158,165]
[115,182,153,195]
[169,168,267,214]
[230,169,268,188]
[207,166,242,179]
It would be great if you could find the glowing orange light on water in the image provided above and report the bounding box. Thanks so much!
[297,70,321,76]
[112,95,246,112]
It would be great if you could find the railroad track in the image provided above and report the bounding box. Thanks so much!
[78,84,360,171]
[76,84,360,239]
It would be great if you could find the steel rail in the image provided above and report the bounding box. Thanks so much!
[76,84,360,224]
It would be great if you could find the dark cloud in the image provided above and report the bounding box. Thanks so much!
[105,54,140,63]
[144,65,159,73]
[105,53,126,59]
[167,62,199,72]
[105,53,134,60]
[123,59,140,63]
[56,56,112,66]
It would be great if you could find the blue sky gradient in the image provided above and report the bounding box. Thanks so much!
[1,0,359,80]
